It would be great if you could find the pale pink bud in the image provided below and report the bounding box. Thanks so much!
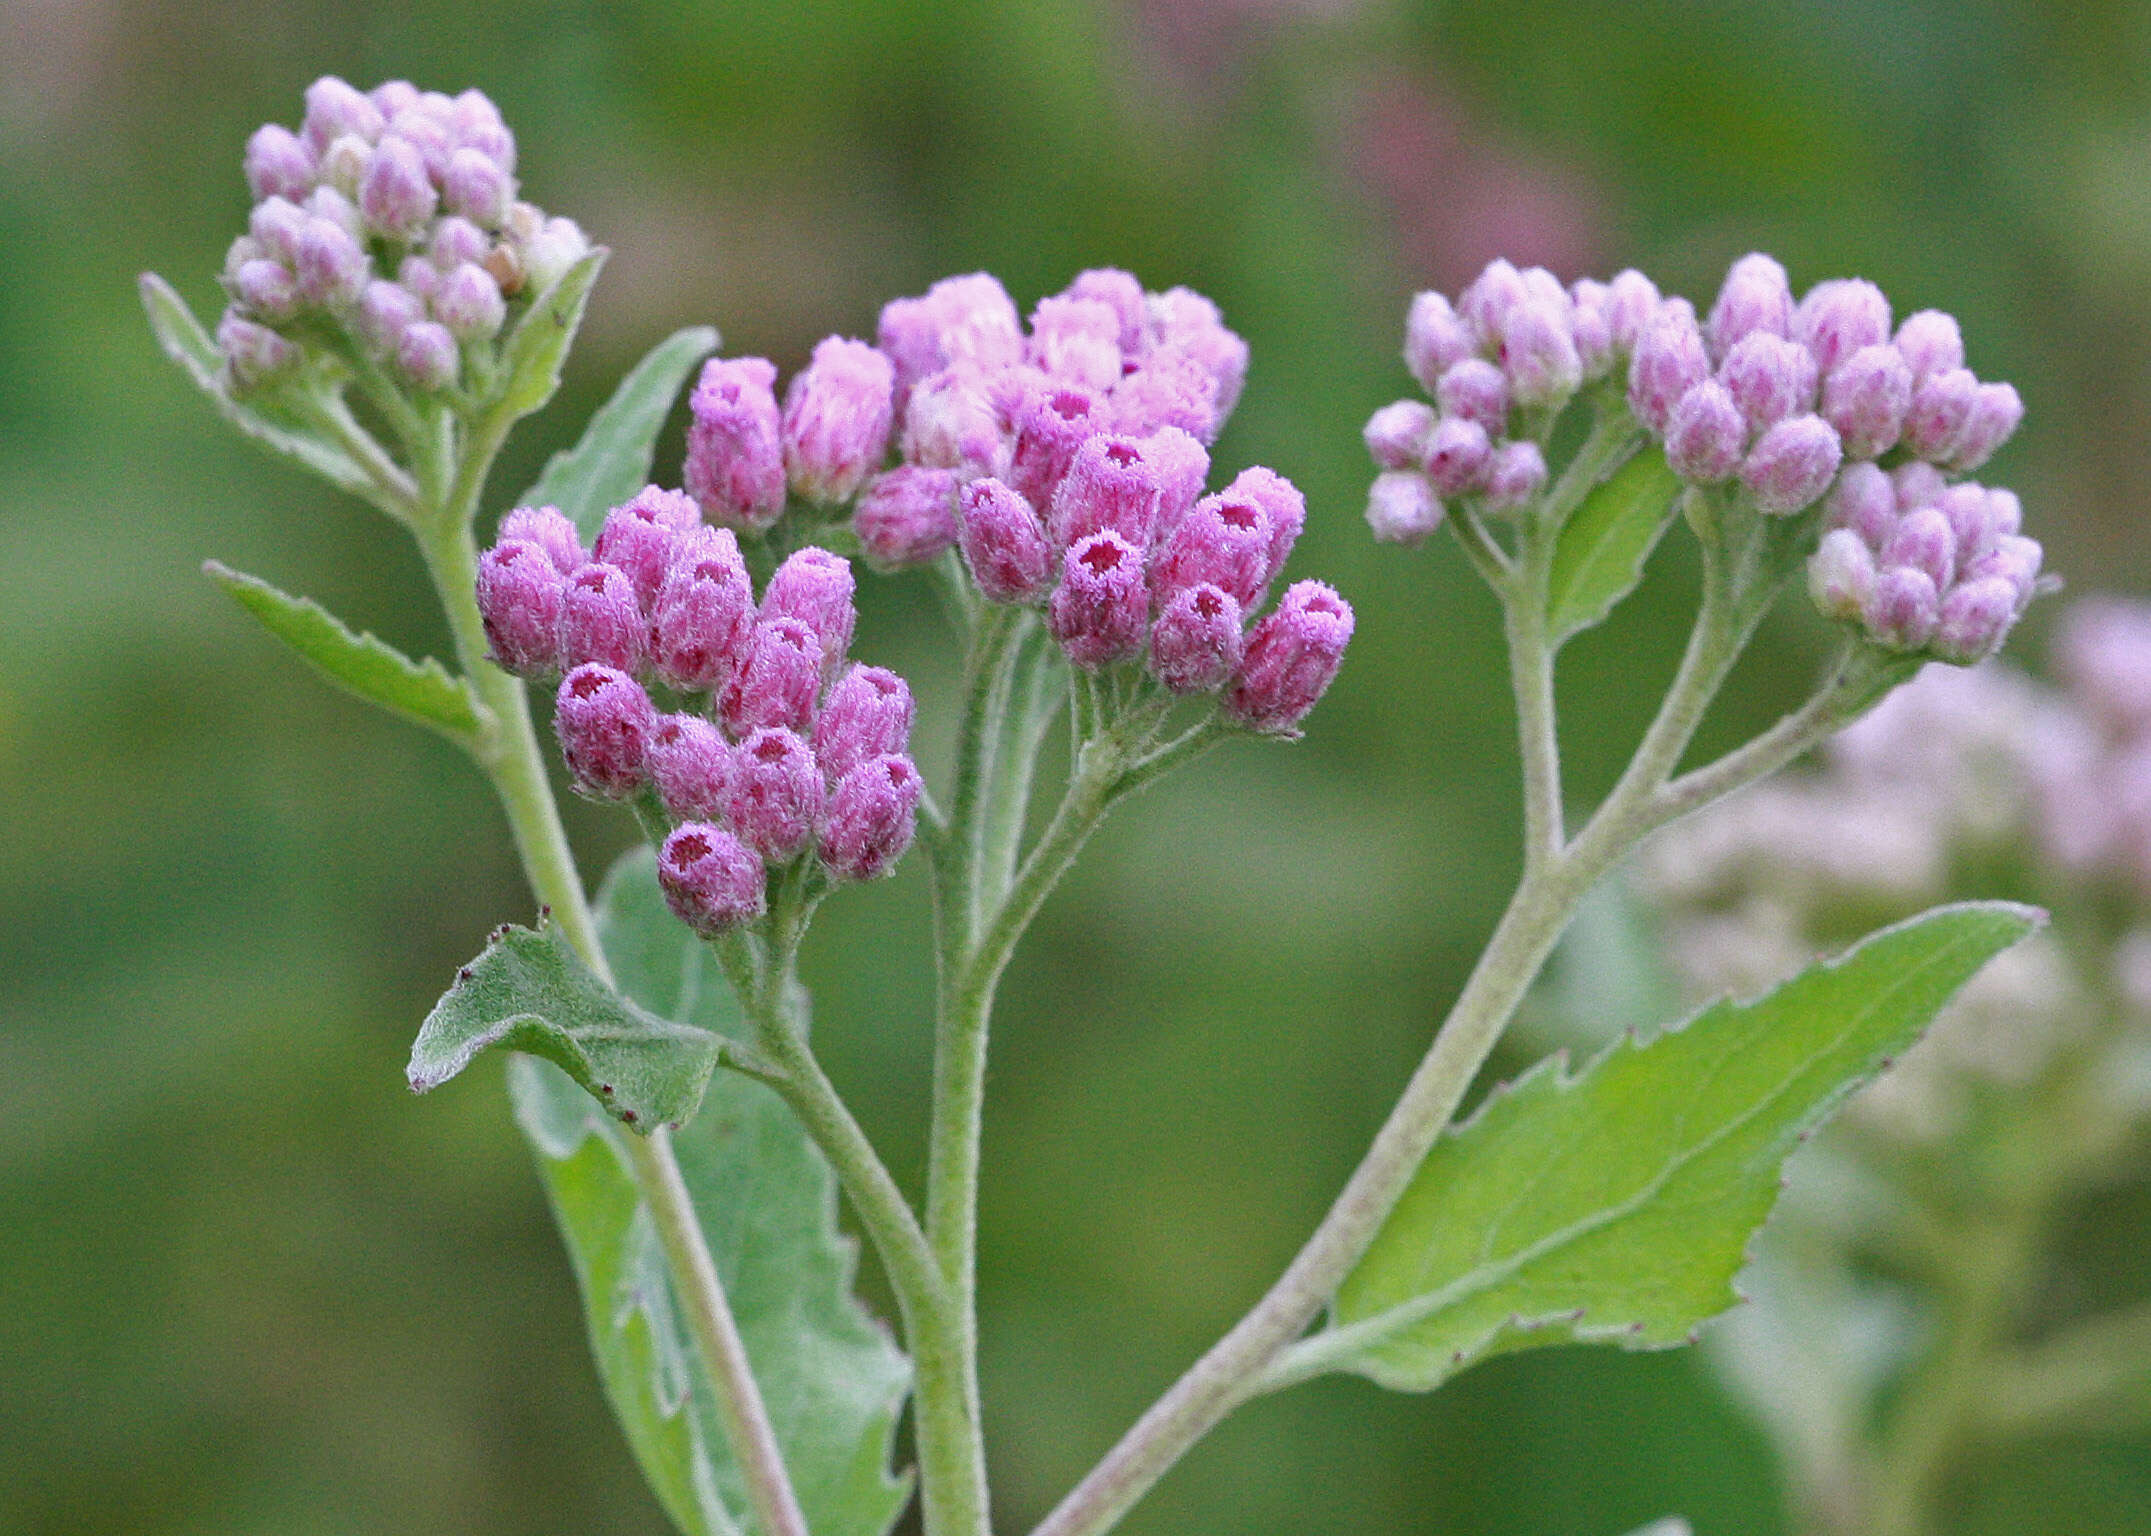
[761,547,857,671]
[1422,415,1492,497]
[1740,414,1841,514]
[1883,506,1958,590]
[385,103,454,179]
[1808,528,1877,622]
[1009,385,1104,512]
[1222,465,1304,584]
[1051,435,1166,548]
[649,526,755,692]
[396,320,459,391]
[820,755,922,882]
[1945,382,2023,472]
[305,184,363,239]
[397,253,441,302]
[1963,535,2043,611]
[370,80,423,121]
[1893,309,1964,378]
[648,715,734,822]
[1902,367,1977,462]
[1986,488,2023,539]
[959,477,1052,603]
[355,278,423,353]
[719,618,824,737]
[476,539,565,676]
[1458,259,1530,349]
[1437,359,1510,436]
[594,489,694,608]
[1483,440,1548,511]
[1148,583,1245,694]
[1502,299,1583,409]
[433,261,505,341]
[245,123,316,201]
[783,337,896,504]
[559,562,646,674]
[233,258,300,322]
[855,466,960,569]
[1932,577,2020,664]
[813,665,915,785]
[1066,268,1148,352]
[1568,280,1615,379]
[1143,427,1212,544]
[217,310,298,390]
[1365,471,1443,544]
[1051,532,1148,669]
[1152,492,1272,608]
[658,824,765,936]
[292,217,367,310]
[1665,380,1747,484]
[1225,581,1355,735]
[1864,566,1940,650]
[1028,295,1123,390]
[725,727,826,862]
[1718,331,1818,432]
[1893,460,1948,511]
[1795,278,1892,375]
[521,216,590,294]
[359,135,436,238]
[248,197,310,266]
[1707,253,1794,358]
[1825,462,1897,549]
[449,88,515,171]
[1935,484,1996,561]
[500,504,586,575]
[1404,290,1476,391]
[1365,400,1438,471]
[1519,265,1571,311]
[1821,344,1914,459]
[1604,270,1661,351]
[1111,352,1222,442]
[554,664,656,800]
[877,273,1025,408]
[442,145,511,225]
[1144,286,1248,424]
[428,215,490,273]
[1627,308,1711,433]
[302,76,384,153]
[686,357,787,532]
[902,364,1006,478]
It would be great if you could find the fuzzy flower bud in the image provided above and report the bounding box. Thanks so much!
[1364,400,1438,471]
[554,665,656,800]
[1882,506,1958,591]
[432,261,506,341]
[878,273,1025,407]
[1144,427,1212,543]
[248,197,310,266]
[521,216,591,295]
[1010,385,1105,512]
[1795,278,1892,376]
[1483,440,1549,511]
[1028,294,1123,390]
[359,135,437,238]
[813,665,915,785]
[1604,270,1661,352]
[1821,344,1914,459]
[1741,414,1841,515]
[593,490,693,608]
[217,311,299,390]
[429,216,490,272]
[1437,359,1510,436]
[246,124,317,202]
[476,539,566,677]
[648,714,734,822]
[233,258,300,322]
[305,184,363,239]
[355,279,423,354]
[777,338,894,505]
[1225,581,1355,735]
[1936,484,1996,561]
[1894,460,1949,511]
[1568,281,1616,380]
[1894,310,1964,379]
[318,134,372,201]
[1144,286,1249,426]
[1152,492,1272,608]
[1458,259,1531,349]
[1628,307,1712,433]
[1864,567,1940,651]
[855,466,959,569]
[1365,470,1443,544]
[1665,380,1747,484]
[1825,462,1897,550]
[719,618,825,737]
[442,146,512,225]
[726,727,825,863]
[1501,299,1584,409]
[1706,253,1794,358]
[396,320,459,391]
[686,357,787,532]
[1963,535,2043,610]
[1052,435,1165,548]
[1422,414,1492,497]
[558,562,646,675]
[821,755,923,882]
[649,526,755,692]
[959,477,1053,603]
[658,824,766,937]
[1051,532,1149,668]
[1404,291,1476,391]
[302,76,384,153]
[1808,528,1877,623]
[1223,466,1305,584]
[761,547,857,671]
[1718,331,1820,432]
[1945,382,2023,472]
[499,504,585,575]
[1932,577,2020,665]
[1899,370,1973,464]
[1149,583,1245,695]
[292,217,367,310]
[450,88,515,170]
[901,364,1006,478]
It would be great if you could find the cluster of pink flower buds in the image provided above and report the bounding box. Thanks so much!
[216,76,590,393]
[680,269,1353,736]
[473,488,922,933]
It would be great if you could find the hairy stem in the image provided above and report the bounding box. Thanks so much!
[1508,513,1563,873]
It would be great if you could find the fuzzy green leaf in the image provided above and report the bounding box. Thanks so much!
[203,560,482,743]
[489,249,607,423]
[1318,901,2040,1392]
[510,849,912,1536]
[1547,445,1681,642]
[522,326,719,540]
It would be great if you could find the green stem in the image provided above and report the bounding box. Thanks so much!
[1507,512,1563,873]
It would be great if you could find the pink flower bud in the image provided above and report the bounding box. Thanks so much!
[1152,492,1271,608]
[1568,280,1615,379]
[1706,253,1794,358]
[1893,309,1964,378]
[1009,385,1104,512]
[449,88,515,171]
[246,124,317,202]
[1404,290,1476,391]
[559,562,646,674]
[425,217,487,274]
[398,252,441,302]
[443,146,511,225]
[292,217,367,310]
[648,714,735,821]
[306,184,364,238]
[761,547,857,671]
[1825,462,1897,549]
[1365,471,1443,544]
[1986,488,2023,539]
[433,261,505,341]
[1902,367,1978,462]
[649,526,755,692]
[855,466,960,569]
[1808,528,1877,623]
[959,477,1053,603]
[1149,583,1245,695]
[902,364,1007,478]
[371,80,422,119]
[355,278,422,353]
[1225,581,1355,735]
[396,320,459,391]
[783,337,896,505]
[1502,299,1584,409]
[1935,484,1995,561]
[1821,344,1913,459]
[1143,427,1212,544]
[1052,435,1165,549]
[1422,415,1492,497]
[554,664,656,800]
[593,496,685,610]
[659,823,766,936]
[359,135,436,238]
[520,216,590,294]
[1893,459,1948,511]
[217,310,298,390]
[1483,440,1549,511]
[1628,307,1712,433]
[726,727,825,862]
[1795,278,1892,376]
[1437,359,1510,436]
[1223,465,1305,584]
[1051,532,1149,668]
[1740,414,1841,515]
[233,258,300,322]
[248,197,310,266]
[1883,506,1957,590]
[686,356,788,532]
[1665,380,1747,484]
[1459,259,1530,350]
[1963,535,2043,610]
[1864,566,1940,650]
[1364,400,1438,471]
[1932,576,2020,664]
[719,618,825,737]
[1028,294,1123,390]
[813,664,915,784]
[1945,382,2023,472]
[476,539,566,676]
[1144,286,1248,425]
[385,102,454,179]
[302,76,384,153]
[500,505,586,575]
[821,755,922,882]
[1604,270,1661,351]
[1110,353,1221,442]
[1718,331,1818,432]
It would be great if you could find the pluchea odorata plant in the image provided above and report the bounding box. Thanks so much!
[147,76,2056,1536]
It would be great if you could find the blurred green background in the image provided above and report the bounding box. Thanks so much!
[5,1,2150,1532]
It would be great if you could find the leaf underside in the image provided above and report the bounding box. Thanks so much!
[1547,444,1681,642]
[1324,901,2040,1392]
[522,325,719,540]
[510,848,912,1536]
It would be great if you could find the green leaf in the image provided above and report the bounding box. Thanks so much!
[489,249,607,424]
[521,326,720,541]
[409,916,722,1132]
[203,560,482,743]
[1316,901,2040,1393]
[510,848,912,1536]
[139,272,376,497]
[1547,444,1681,642]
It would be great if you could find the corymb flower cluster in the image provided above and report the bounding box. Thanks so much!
[680,269,1354,735]
[218,76,589,391]
[1365,253,2040,668]
[475,489,921,936]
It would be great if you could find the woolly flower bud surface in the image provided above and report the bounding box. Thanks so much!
[1149,583,1245,695]
[1422,415,1492,497]
[1364,400,1437,471]
[477,540,566,677]
[1483,440,1548,511]
[821,755,923,882]
[813,665,915,785]
[783,337,896,505]
[648,715,734,823]
[1501,300,1583,409]
[959,478,1052,603]
[1822,344,1914,460]
[855,466,960,569]
[500,505,585,575]
[720,618,825,737]
[1153,492,1271,609]
[649,526,755,693]
[761,548,857,673]
[1226,581,1355,735]
[1796,278,1892,375]
[1628,308,1711,433]
[558,562,645,675]
[246,124,317,201]
[1741,414,1841,515]
[1404,291,1475,391]
[1437,359,1509,436]
[1365,470,1443,545]
[554,665,655,800]
[659,824,765,937]
[1808,528,1877,622]
[686,357,787,532]
[1707,253,1794,358]
[1666,381,1747,484]
[1050,532,1149,668]
[726,727,825,863]
[397,321,458,391]
[1051,435,1166,549]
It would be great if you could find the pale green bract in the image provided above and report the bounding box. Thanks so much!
[1547,444,1680,643]
[510,849,913,1536]
[1316,902,2040,1392]
[485,249,607,425]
